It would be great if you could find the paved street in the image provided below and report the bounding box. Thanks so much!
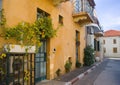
[74,58,120,85]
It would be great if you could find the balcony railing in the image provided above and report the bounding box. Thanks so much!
[72,11,94,24]
[86,23,104,37]
[72,0,96,24]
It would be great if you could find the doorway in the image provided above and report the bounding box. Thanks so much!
[35,40,47,83]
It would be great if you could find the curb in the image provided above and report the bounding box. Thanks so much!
[65,62,101,85]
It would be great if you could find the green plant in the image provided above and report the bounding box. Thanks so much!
[0,10,57,53]
[5,16,56,47]
[0,53,7,82]
[83,45,95,66]
[64,60,72,73]
[56,68,61,77]
[1,16,56,53]
[76,60,81,68]
[0,9,6,26]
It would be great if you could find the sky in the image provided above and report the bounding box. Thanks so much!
[95,0,120,31]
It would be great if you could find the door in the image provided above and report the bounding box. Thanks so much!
[76,31,80,61]
[35,40,47,83]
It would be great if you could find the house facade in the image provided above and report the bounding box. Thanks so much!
[102,30,120,58]
[0,0,102,84]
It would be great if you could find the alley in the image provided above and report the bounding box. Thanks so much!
[74,58,120,85]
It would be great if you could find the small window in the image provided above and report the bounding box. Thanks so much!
[0,0,2,10]
[0,0,2,21]
[94,39,97,51]
[113,39,116,44]
[103,40,105,44]
[97,41,100,51]
[113,47,117,53]
[59,15,63,25]
[37,8,50,19]
[104,48,106,53]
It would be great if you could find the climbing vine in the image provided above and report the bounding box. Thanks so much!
[0,10,56,52]
[0,9,6,26]
[5,16,56,47]
[0,9,57,53]
[0,9,57,84]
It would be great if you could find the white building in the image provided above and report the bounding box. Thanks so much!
[86,15,104,61]
[102,30,120,57]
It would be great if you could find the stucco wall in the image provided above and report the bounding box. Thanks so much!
[102,36,120,57]
[2,0,86,79]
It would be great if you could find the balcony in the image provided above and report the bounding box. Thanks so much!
[86,23,104,37]
[72,0,96,25]
[53,0,70,6]
[72,12,94,25]
[94,32,103,37]
[94,28,104,37]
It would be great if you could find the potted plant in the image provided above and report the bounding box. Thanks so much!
[64,60,72,73]
[56,68,61,77]
[76,60,81,68]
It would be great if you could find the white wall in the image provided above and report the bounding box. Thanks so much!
[87,34,94,48]
[102,36,120,57]
[99,37,104,60]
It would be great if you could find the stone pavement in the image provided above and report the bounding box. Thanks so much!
[36,80,66,85]
[37,61,102,85]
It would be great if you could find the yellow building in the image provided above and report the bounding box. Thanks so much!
[0,0,103,84]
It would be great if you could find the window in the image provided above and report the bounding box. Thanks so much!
[0,0,2,10]
[113,47,117,53]
[94,39,97,51]
[84,0,93,16]
[87,27,93,34]
[37,8,50,19]
[103,40,105,44]
[94,39,100,51]
[76,30,80,46]
[0,0,2,21]
[59,15,63,25]
[37,8,50,39]
[97,41,100,51]
[76,31,80,61]
[74,0,82,13]
[113,39,116,44]
[104,48,106,53]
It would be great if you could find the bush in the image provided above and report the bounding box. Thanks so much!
[83,45,95,66]
[76,60,81,68]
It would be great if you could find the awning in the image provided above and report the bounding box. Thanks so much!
[86,23,104,36]
[86,23,101,31]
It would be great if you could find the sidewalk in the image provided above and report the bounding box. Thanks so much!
[37,61,102,85]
